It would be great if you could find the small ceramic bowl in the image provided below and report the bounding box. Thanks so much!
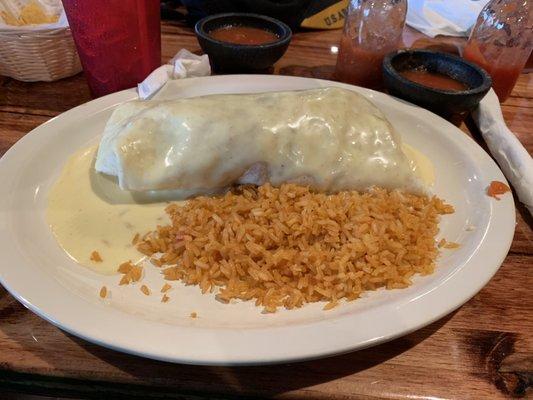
[195,13,292,73]
[383,50,492,120]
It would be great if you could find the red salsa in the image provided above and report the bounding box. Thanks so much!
[400,69,468,91]
[487,180,511,200]
[209,26,279,45]
[335,34,393,89]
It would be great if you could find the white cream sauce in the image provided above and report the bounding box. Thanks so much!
[47,143,433,275]
[403,143,435,186]
[47,146,171,274]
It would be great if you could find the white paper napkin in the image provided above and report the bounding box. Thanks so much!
[472,89,533,214]
[406,0,490,38]
[137,49,211,100]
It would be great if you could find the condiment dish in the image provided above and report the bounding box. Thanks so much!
[383,50,492,121]
[195,13,292,72]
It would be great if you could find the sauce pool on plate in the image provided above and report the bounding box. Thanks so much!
[46,144,433,275]
[400,69,469,91]
[209,25,279,45]
[46,146,172,274]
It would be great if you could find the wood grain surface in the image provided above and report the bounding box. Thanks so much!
[0,21,531,400]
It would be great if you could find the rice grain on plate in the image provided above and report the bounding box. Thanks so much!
[136,184,453,312]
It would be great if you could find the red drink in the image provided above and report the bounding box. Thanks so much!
[62,0,161,97]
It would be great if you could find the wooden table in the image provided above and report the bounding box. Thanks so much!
[0,21,531,400]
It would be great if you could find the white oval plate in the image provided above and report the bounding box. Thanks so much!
[0,75,515,365]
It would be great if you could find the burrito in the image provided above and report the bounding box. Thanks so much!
[95,87,424,194]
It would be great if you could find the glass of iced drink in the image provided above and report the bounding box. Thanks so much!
[62,0,161,97]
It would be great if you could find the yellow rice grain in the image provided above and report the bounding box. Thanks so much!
[130,265,143,282]
[161,283,172,293]
[119,274,130,286]
[118,261,133,274]
[90,251,103,262]
[444,241,460,249]
[140,285,150,296]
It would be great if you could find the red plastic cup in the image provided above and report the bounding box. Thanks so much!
[62,0,161,97]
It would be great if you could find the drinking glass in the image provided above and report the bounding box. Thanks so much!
[62,0,161,97]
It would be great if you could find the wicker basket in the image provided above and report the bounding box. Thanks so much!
[0,26,82,82]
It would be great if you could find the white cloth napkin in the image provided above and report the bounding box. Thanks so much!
[472,89,533,214]
[137,49,211,100]
[406,0,490,38]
